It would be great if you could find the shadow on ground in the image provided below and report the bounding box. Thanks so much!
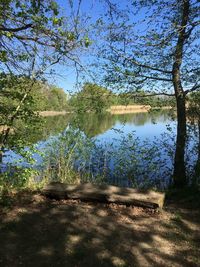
[0,193,199,267]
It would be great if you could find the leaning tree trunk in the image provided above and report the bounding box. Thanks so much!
[0,84,34,164]
[0,127,11,164]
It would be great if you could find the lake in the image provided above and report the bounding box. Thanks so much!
[42,110,175,140]
[3,110,177,188]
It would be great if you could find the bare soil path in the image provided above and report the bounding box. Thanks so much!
[0,191,199,267]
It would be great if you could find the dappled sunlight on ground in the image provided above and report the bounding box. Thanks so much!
[0,193,199,267]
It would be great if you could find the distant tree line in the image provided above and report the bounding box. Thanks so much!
[69,83,112,113]
[33,83,69,111]
[68,82,175,113]
[0,74,69,116]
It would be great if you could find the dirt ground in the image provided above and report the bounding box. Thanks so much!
[0,192,199,267]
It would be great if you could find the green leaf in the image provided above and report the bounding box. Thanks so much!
[50,1,59,16]
[0,50,8,62]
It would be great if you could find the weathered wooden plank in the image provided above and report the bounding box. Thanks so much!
[43,182,165,209]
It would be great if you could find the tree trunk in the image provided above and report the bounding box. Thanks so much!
[0,128,10,164]
[172,0,190,188]
[173,93,187,187]
[0,86,33,163]
[193,119,200,185]
[0,148,3,164]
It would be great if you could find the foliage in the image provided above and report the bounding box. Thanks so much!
[0,0,89,74]
[0,0,91,161]
[42,128,101,184]
[0,124,172,192]
[98,0,199,94]
[0,74,69,160]
[31,83,69,111]
[0,74,38,123]
[111,91,175,107]
[69,83,174,113]
[33,126,174,189]
[0,143,41,195]
[1,0,200,192]
[69,83,113,113]
[188,92,200,121]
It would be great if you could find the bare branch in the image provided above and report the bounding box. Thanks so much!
[185,83,200,95]
[111,46,172,74]
[185,20,200,38]
[12,34,56,47]
[135,74,172,82]
[0,23,33,32]
[130,92,175,98]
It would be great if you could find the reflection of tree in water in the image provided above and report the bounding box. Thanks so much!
[3,110,172,148]
[5,115,72,148]
[126,110,171,126]
[40,115,72,138]
[70,110,171,137]
[150,110,174,123]
[118,113,150,126]
[70,113,116,138]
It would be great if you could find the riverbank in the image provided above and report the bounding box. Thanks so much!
[107,105,172,114]
[0,188,199,267]
[38,106,173,117]
[107,105,151,114]
[39,111,69,116]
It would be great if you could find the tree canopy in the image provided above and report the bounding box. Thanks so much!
[0,0,89,76]
[69,83,113,113]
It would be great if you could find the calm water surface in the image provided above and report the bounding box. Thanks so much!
[7,110,175,146]
[4,110,177,188]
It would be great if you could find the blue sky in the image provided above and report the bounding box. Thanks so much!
[49,0,159,94]
[50,0,105,93]
[49,0,200,95]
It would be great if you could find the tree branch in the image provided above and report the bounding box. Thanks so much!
[12,34,55,47]
[0,23,33,32]
[136,75,172,82]
[130,92,175,98]
[111,46,172,74]
[185,83,200,95]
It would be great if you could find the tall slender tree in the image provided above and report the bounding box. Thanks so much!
[97,0,200,187]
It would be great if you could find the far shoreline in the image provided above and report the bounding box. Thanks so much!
[107,105,172,115]
[39,106,172,116]
[39,111,70,116]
